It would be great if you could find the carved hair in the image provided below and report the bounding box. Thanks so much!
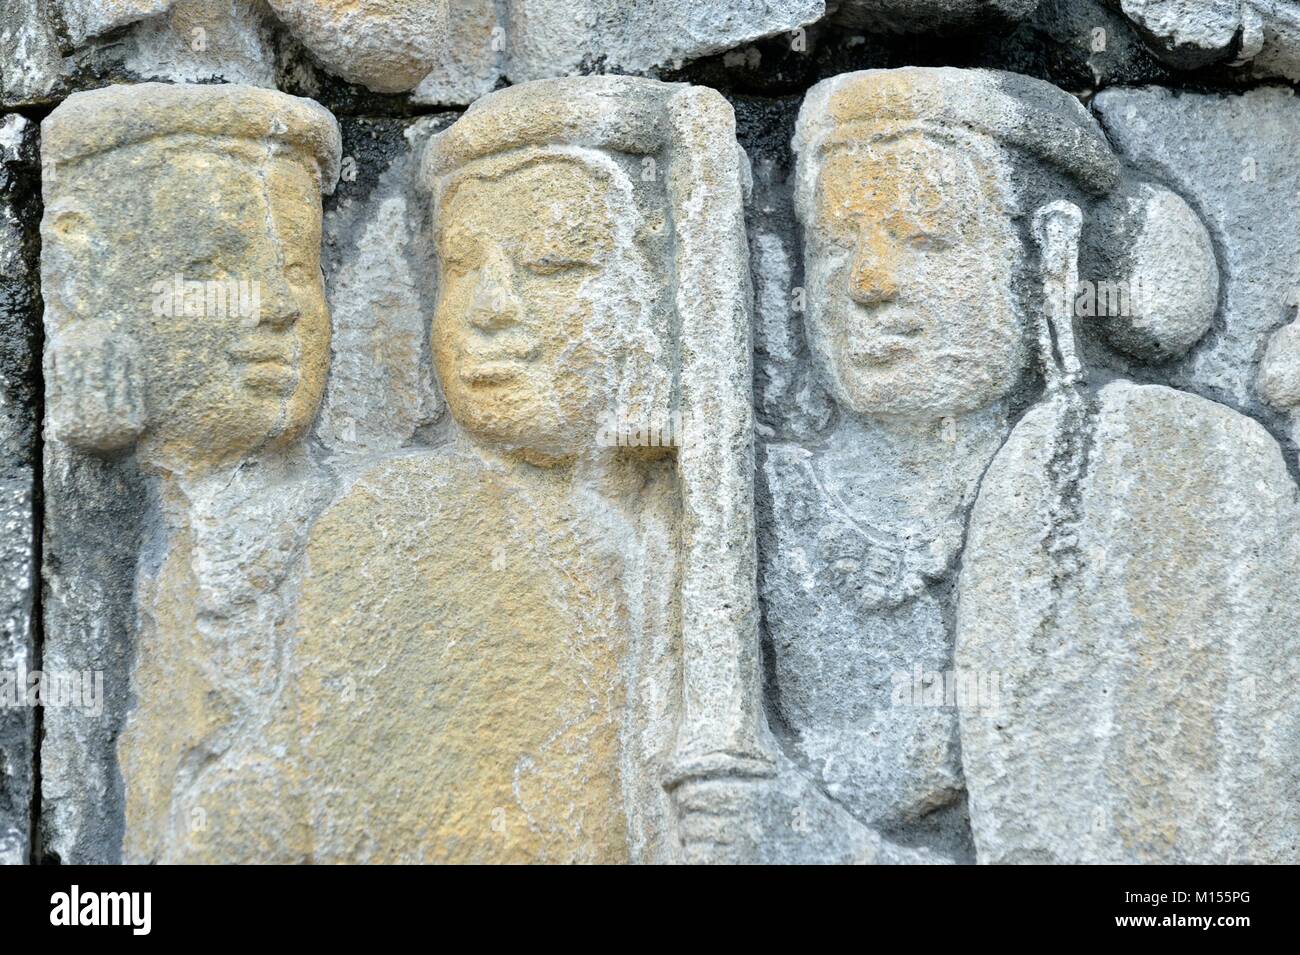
[793,68,1119,226]
[42,82,342,194]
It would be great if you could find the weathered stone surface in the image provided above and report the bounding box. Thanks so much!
[12,0,1300,869]
[1081,180,1218,362]
[2,1,280,109]
[58,0,174,46]
[1,0,64,107]
[410,0,502,105]
[298,449,674,862]
[1248,0,1300,82]
[1106,0,1243,69]
[1107,0,1300,79]
[1259,318,1300,411]
[314,115,450,457]
[505,0,827,81]
[39,83,340,863]
[1093,86,1300,413]
[267,0,449,93]
[749,67,1122,862]
[289,76,767,863]
[411,0,827,103]
[957,381,1300,863]
[0,113,40,866]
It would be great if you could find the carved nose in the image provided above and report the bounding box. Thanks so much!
[848,233,899,305]
[469,250,523,331]
[260,277,301,329]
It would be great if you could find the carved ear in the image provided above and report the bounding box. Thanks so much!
[46,323,146,454]
[1032,200,1084,390]
[1082,181,1218,362]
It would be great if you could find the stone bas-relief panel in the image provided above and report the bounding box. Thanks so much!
[756,64,1298,865]
[13,0,1300,866]
[35,74,774,864]
[762,66,1124,860]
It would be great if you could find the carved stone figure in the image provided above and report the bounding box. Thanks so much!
[751,68,1120,859]
[39,83,340,862]
[292,76,769,863]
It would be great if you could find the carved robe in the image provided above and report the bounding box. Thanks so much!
[294,444,677,862]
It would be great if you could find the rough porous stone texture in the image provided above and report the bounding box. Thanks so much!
[1092,86,1300,420]
[958,381,1300,863]
[266,0,449,93]
[2,1,283,109]
[1109,0,1300,79]
[39,83,341,863]
[0,113,40,866]
[7,0,1299,866]
[408,0,832,104]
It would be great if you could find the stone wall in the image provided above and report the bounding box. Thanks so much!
[3,0,1298,865]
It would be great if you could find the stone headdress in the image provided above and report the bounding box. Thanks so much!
[793,67,1120,226]
[42,82,342,194]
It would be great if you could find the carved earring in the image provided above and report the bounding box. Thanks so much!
[1032,200,1084,393]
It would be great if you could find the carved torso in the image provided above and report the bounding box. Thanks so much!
[294,444,675,863]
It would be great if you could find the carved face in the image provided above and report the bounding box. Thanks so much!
[433,159,636,458]
[58,147,330,470]
[805,135,1024,418]
[153,150,328,466]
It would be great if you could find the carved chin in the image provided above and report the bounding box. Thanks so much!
[835,361,1009,418]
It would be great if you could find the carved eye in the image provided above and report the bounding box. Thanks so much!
[438,257,470,276]
[906,232,953,252]
[285,263,315,286]
[522,256,592,276]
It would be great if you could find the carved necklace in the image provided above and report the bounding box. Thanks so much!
[802,454,975,611]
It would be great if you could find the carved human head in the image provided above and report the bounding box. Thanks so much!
[793,67,1119,419]
[421,77,677,462]
[42,83,341,475]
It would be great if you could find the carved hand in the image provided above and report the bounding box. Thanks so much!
[672,776,767,865]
